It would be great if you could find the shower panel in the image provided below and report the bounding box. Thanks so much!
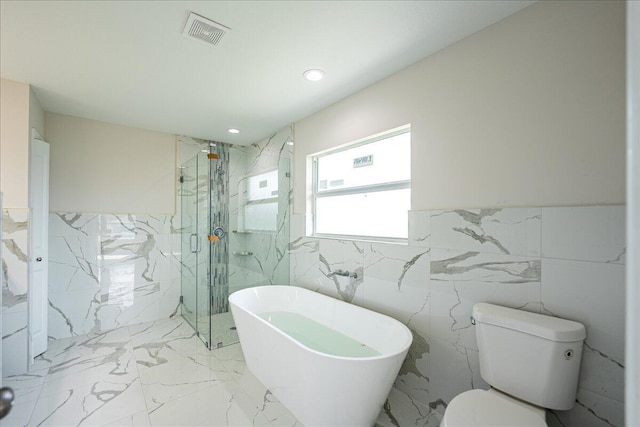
[180,142,230,349]
[178,129,292,350]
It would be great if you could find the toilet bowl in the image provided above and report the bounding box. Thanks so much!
[440,303,586,427]
[440,389,546,427]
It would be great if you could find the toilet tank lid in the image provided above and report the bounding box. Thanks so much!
[473,303,586,342]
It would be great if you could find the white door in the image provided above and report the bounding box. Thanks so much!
[29,137,49,359]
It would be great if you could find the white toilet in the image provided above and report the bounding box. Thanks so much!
[440,303,586,427]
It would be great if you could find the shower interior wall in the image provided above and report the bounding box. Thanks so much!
[177,126,292,328]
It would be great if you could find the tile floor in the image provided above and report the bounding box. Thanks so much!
[2,315,434,427]
[2,316,301,427]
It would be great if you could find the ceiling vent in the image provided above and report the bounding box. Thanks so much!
[182,12,230,46]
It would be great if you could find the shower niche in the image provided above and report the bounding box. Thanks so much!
[178,129,292,349]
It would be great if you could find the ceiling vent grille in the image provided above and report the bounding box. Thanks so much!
[183,12,229,46]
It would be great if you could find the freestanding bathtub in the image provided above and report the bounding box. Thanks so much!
[229,285,413,427]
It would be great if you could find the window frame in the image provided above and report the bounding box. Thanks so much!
[311,126,411,243]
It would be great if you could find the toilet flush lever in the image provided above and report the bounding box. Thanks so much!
[470,316,476,326]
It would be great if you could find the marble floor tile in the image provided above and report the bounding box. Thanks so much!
[11,316,300,427]
[1,368,48,425]
[375,387,442,427]
[29,377,147,427]
[147,380,272,427]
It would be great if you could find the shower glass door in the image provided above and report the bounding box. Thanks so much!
[180,152,211,348]
[178,132,292,351]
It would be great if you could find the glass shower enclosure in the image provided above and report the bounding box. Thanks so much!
[179,133,292,349]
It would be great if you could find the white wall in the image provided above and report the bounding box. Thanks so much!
[294,0,625,212]
[45,113,176,214]
[0,79,30,208]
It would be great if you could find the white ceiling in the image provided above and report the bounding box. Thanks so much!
[0,1,533,145]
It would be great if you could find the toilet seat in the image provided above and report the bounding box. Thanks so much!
[440,389,547,427]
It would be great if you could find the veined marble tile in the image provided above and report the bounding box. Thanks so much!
[541,206,625,263]
[2,209,29,299]
[146,379,271,426]
[29,376,146,427]
[1,367,48,426]
[137,350,231,412]
[104,410,151,426]
[541,258,624,363]
[431,208,541,256]
[315,238,365,304]
[98,214,140,237]
[129,214,180,236]
[232,232,286,287]
[408,210,431,248]
[225,360,292,424]
[430,248,541,349]
[375,387,442,427]
[362,243,430,325]
[548,387,624,427]
[48,211,182,341]
[268,410,303,427]
[289,236,319,287]
[2,367,48,398]
[2,307,29,376]
[427,337,488,411]
[49,235,101,293]
[128,316,196,349]
[48,287,101,338]
[157,276,181,319]
[42,327,134,387]
[100,231,160,275]
[49,212,100,237]
[579,341,624,403]
[394,329,430,409]
[211,343,247,380]
[99,284,164,332]
[1,398,39,426]
[541,258,625,405]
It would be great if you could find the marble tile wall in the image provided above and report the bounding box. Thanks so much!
[2,209,30,376]
[289,205,625,427]
[48,213,182,340]
[228,127,293,292]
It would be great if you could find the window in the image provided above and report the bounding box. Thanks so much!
[312,127,410,241]
[241,169,279,231]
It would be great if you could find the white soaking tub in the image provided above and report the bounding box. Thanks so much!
[229,285,413,427]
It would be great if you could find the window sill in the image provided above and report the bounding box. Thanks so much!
[310,233,408,245]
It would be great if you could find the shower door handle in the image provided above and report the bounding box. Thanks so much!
[190,234,199,253]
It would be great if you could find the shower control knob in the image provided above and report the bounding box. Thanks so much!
[212,227,225,239]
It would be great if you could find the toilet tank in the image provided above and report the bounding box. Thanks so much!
[473,303,586,410]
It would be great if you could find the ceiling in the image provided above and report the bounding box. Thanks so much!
[0,1,533,145]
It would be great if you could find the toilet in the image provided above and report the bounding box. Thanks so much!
[440,303,586,427]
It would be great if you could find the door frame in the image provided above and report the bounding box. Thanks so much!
[28,128,49,364]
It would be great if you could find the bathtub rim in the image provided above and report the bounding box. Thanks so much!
[229,285,413,361]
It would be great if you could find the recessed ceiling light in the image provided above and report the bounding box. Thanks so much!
[303,69,325,82]
[228,128,240,134]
